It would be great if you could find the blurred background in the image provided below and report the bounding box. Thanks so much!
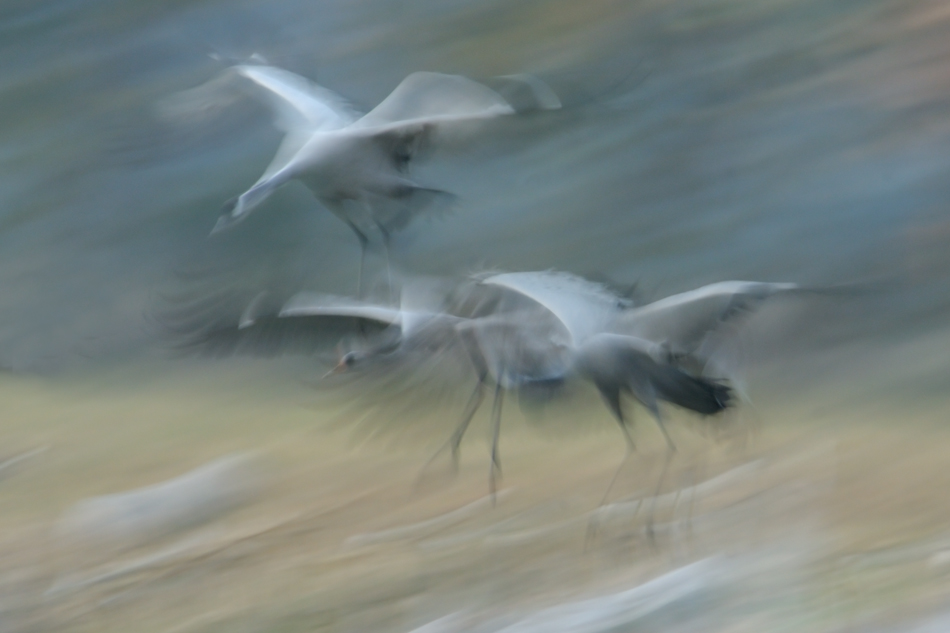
[1,0,950,631]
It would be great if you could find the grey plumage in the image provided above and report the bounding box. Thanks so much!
[472,272,734,464]
[609,280,850,398]
[573,333,731,421]
[160,270,848,497]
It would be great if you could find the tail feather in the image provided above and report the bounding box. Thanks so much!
[650,365,731,415]
[577,333,732,418]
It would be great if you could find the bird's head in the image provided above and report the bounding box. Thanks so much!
[210,198,247,236]
[323,347,367,378]
[338,350,364,370]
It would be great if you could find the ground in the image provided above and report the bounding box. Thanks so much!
[0,358,948,632]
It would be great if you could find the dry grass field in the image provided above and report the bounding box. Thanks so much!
[0,354,948,633]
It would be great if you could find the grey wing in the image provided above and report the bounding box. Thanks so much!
[612,281,802,399]
[347,73,557,228]
[613,281,801,355]
[155,286,393,358]
[353,72,514,130]
[213,65,362,232]
[282,292,468,367]
[479,270,626,345]
[282,279,464,340]
[234,64,360,133]
[348,73,518,177]
[279,292,405,325]
[334,74,511,227]
[213,156,298,233]
[161,64,359,132]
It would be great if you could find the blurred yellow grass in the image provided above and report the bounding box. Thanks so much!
[0,360,949,632]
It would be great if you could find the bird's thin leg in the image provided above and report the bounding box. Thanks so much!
[653,415,678,455]
[488,381,505,505]
[646,410,675,545]
[685,459,700,553]
[586,390,636,549]
[415,377,486,487]
[587,450,637,550]
[598,386,636,503]
[373,221,395,305]
[600,411,636,508]
[345,220,370,299]
[450,379,485,467]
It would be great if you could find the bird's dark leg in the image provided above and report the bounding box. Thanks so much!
[450,335,491,467]
[488,380,505,505]
[586,385,637,548]
[345,220,370,299]
[684,460,700,554]
[654,417,677,455]
[645,407,675,545]
[450,378,486,467]
[598,385,636,502]
[373,221,395,304]
[416,375,486,486]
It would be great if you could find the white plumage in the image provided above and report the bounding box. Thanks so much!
[209,64,560,295]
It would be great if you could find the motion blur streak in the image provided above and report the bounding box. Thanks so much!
[0,0,949,631]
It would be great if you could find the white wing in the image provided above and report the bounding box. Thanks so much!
[278,291,459,340]
[213,143,299,232]
[352,72,514,130]
[577,332,670,362]
[279,292,404,326]
[208,65,362,232]
[480,271,626,346]
[613,281,800,354]
[235,64,360,133]
[397,276,459,338]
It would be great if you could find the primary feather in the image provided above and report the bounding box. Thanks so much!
[479,271,627,346]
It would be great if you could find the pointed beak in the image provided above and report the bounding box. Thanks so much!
[210,198,241,236]
[210,215,233,236]
[321,358,348,379]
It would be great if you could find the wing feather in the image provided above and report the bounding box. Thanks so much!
[480,271,625,345]
[613,281,800,354]
[279,292,405,326]
[235,64,360,133]
[352,72,513,130]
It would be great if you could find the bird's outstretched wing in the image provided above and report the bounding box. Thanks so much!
[210,64,363,232]
[352,73,560,169]
[353,72,515,130]
[612,281,802,355]
[279,292,405,326]
[234,64,360,133]
[479,271,626,346]
[212,165,296,234]
[280,289,466,339]
[155,283,391,359]
[611,280,812,400]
